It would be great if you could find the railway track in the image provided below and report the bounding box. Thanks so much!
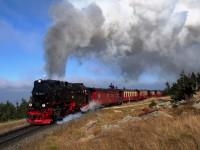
[0,125,51,149]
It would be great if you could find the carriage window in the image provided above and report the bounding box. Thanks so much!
[98,94,101,99]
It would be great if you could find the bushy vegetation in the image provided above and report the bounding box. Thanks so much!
[149,100,157,108]
[165,71,200,102]
[0,99,28,122]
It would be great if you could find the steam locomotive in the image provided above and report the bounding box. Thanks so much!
[27,79,163,125]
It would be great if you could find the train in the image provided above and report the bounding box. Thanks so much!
[27,79,163,125]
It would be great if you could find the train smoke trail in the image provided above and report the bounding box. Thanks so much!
[81,101,101,112]
[45,0,200,81]
[57,112,82,124]
[57,101,101,124]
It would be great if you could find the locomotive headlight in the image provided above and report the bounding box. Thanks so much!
[38,80,41,83]
[42,104,46,108]
[29,103,32,107]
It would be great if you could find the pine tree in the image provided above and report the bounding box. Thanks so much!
[0,98,30,122]
[197,73,200,90]
[168,71,196,102]
[165,82,170,94]
[0,101,16,122]
[17,99,28,118]
[191,72,197,90]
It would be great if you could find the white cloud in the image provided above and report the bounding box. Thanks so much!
[0,78,33,103]
[175,0,200,25]
[0,78,32,89]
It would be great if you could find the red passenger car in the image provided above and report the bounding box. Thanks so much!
[155,91,163,97]
[139,90,149,99]
[149,90,156,97]
[123,90,139,102]
[91,89,122,106]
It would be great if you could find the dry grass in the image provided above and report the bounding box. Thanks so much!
[0,119,29,134]
[23,97,200,150]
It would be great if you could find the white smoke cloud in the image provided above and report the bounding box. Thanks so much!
[45,1,104,77]
[57,112,82,124]
[57,101,101,124]
[80,101,101,112]
[45,0,200,83]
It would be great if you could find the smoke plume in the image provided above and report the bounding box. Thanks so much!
[45,0,200,81]
[57,112,82,124]
[45,1,104,77]
[80,101,101,113]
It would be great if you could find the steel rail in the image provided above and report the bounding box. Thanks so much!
[0,125,51,149]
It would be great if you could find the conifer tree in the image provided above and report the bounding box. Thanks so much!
[167,71,197,102]
[197,73,200,90]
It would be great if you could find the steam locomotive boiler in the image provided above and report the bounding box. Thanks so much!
[27,79,89,124]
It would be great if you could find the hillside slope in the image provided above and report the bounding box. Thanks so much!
[22,95,200,150]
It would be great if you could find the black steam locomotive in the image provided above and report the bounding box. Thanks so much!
[27,79,89,124]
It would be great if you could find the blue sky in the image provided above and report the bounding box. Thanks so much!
[0,0,57,102]
[0,0,55,80]
[0,0,166,103]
